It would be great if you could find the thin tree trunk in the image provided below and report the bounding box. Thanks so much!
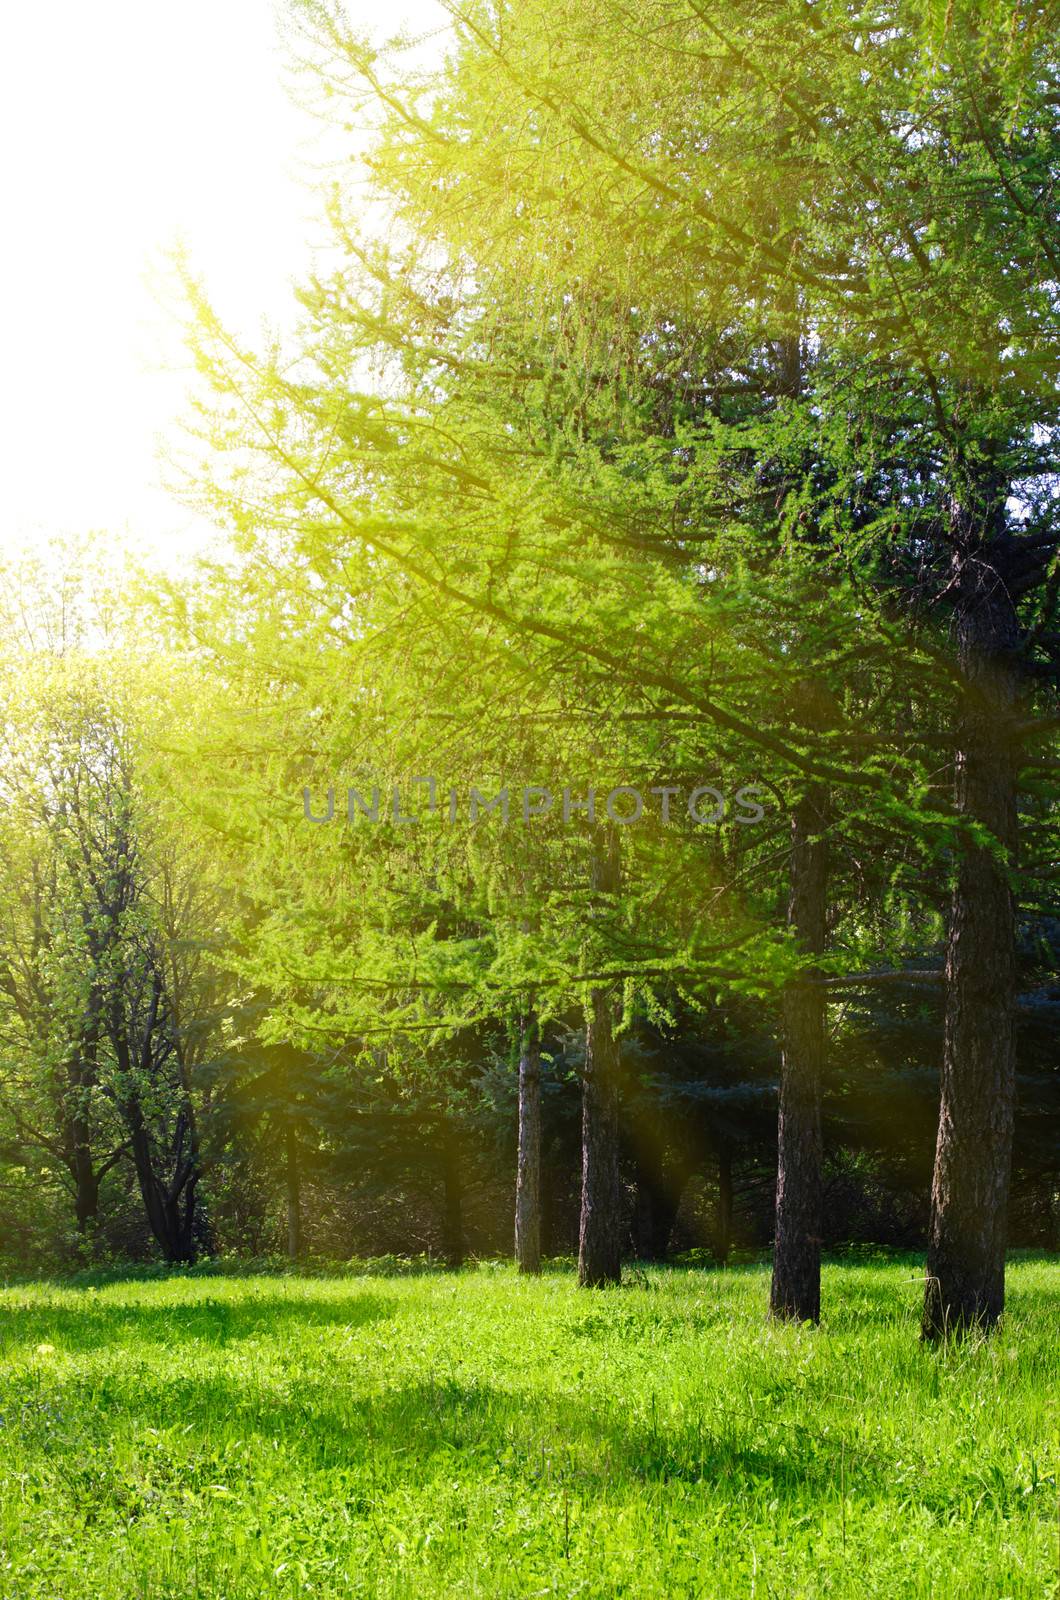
[71,1125,99,1233]
[66,1010,102,1234]
[440,1118,464,1270]
[770,781,829,1323]
[716,1144,734,1267]
[634,1164,684,1261]
[514,1016,542,1274]
[651,1181,682,1262]
[767,330,829,1323]
[286,1120,302,1261]
[540,1140,560,1257]
[173,1041,210,1260]
[578,985,623,1286]
[578,829,624,1288]
[923,513,1019,1339]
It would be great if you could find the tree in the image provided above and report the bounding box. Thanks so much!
[287,0,1058,1334]
[514,1012,542,1273]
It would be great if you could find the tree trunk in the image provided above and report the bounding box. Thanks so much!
[126,1114,197,1264]
[578,986,623,1286]
[71,1126,100,1233]
[286,1119,302,1261]
[440,1118,464,1269]
[172,1058,209,1262]
[652,1180,682,1261]
[634,1163,684,1261]
[770,780,829,1323]
[578,829,624,1287]
[715,1144,734,1266]
[514,1016,542,1273]
[66,1012,102,1234]
[923,517,1019,1339]
[112,980,200,1266]
[540,1140,561,1258]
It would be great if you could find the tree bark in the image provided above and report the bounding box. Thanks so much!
[514,1016,542,1274]
[440,1117,464,1269]
[578,985,623,1286]
[286,1119,302,1261]
[923,510,1019,1339]
[770,781,829,1323]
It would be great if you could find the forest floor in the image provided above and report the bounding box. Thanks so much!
[0,1257,1056,1599]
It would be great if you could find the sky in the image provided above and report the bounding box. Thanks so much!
[0,0,447,571]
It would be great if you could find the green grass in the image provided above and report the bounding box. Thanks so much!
[0,1258,1057,1598]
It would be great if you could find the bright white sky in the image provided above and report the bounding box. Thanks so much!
[0,0,447,571]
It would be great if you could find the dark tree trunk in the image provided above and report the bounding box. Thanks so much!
[71,1125,100,1233]
[540,1140,562,1258]
[112,977,201,1265]
[193,1180,215,1258]
[175,1046,210,1260]
[130,1149,196,1259]
[632,1178,652,1258]
[578,831,624,1287]
[654,1183,682,1261]
[715,1144,734,1266]
[440,1118,464,1269]
[770,780,829,1323]
[514,1016,542,1274]
[578,986,623,1287]
[767,330,830,1323]
[923,509,1019,1339]
[286,1120,302,1261]
[634,1164,684,1261]
[126,1109,199,1265]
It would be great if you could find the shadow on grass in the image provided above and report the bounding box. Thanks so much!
[125,1368,1053,1519]
[22,1255,458,1292]
[5,1356,883,1507]
[6,1352,1050,1531]
[3,1265,1056,1523]
[0,1287,397,1354]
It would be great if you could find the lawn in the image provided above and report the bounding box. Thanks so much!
[0,1258,1056,1599]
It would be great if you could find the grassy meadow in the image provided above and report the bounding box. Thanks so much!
[0,1258,1056,1599]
